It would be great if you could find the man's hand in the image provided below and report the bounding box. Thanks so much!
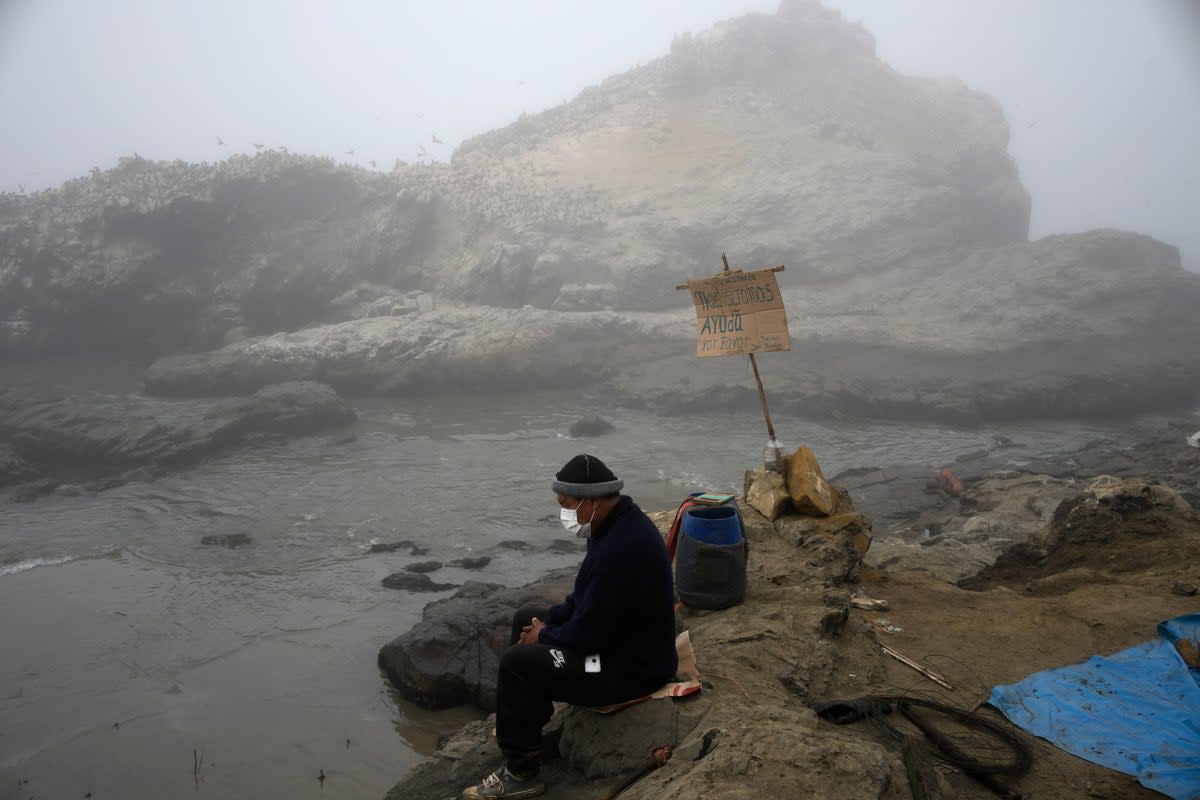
[518,617,546,645]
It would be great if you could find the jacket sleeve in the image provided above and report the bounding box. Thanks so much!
[538,560,620,652]
[544,592,575,625]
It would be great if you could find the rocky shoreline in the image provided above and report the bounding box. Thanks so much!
[375,420,1199,799]
[0,380,356,492]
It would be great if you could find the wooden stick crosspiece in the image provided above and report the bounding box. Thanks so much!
[676,254,789,439]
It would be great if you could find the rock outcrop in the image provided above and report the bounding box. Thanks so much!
[961,476,1200,591]
[377,569,576,710]
[142,308,683,396]
[0,380,356,488]
[859,420,1200,581]
[866,473,1081,582]
[3,2,1198,421]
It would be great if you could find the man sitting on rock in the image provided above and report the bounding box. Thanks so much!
[463,454,679,799]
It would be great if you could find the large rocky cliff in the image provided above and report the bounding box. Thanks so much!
[3,0,1197,420]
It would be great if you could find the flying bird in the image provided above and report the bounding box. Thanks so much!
[252,143,265,150]
[417,144,428,156]
[344,149,355,156]
[216,136,224,145]
[432,135,443,144]
[369,159,376,167]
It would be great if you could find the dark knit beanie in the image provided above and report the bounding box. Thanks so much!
[552,454,623,498]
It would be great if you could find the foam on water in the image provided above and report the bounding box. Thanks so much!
[0,554,74,576]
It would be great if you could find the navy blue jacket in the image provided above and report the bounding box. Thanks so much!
[539,495,678,686]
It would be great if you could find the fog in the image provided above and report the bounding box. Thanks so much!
[2,5,1199,797]
[0,0,1197,267]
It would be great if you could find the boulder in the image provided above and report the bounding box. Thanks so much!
[377,569,575,710]
[771,489,873,585]
[785,446,836,516]
[404,561,443,574]
[381,573,459,593]
[448,556,492,570]
[743,466,790,520]
[557,698,710,780]
[568,415,615,438]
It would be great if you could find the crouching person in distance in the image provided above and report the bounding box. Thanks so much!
[463,454,678,799]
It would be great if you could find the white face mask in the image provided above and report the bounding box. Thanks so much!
[559,502,593,538]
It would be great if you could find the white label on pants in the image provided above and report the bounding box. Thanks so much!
[550,649,566,669]
[584,654,601,673]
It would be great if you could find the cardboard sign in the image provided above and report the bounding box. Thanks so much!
[687,268,790,357]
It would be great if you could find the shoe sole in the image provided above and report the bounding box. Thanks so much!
[462,784,545,799]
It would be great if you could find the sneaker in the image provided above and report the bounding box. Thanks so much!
[462,765,545,799]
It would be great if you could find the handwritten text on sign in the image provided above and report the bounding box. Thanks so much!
[687,268,790,357]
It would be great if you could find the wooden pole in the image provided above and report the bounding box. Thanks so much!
[722,253,777,440]
[881,644,955,691]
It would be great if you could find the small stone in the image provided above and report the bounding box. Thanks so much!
[1171,582,1198,597]
[405,560,443,574]
[381,573,458,592]
[448,556,492,570]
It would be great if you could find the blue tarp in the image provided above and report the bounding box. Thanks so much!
[990,613,1200,800]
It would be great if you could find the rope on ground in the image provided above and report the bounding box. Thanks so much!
[706,671,754,704]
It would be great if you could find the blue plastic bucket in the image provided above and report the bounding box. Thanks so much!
[682,506,743,545]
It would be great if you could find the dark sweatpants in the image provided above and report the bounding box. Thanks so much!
[498,607,665,775]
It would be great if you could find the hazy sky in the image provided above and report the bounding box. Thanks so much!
[1,0,1197,267]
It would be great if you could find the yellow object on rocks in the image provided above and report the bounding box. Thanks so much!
[744,466,791,520]
[786,446,836,517]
